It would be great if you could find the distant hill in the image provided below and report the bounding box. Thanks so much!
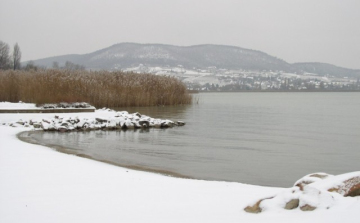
[28,43,360,77]
[293,62,360,78]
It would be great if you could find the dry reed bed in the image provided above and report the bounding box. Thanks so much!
[0,70,192,108]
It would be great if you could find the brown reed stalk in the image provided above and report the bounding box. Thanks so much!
[0,69,192,108]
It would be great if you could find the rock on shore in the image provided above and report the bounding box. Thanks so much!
[1,108,186,132]
[244,171,360,213]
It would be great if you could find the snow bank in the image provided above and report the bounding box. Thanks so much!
[0,104,359,222]
[0,101,37,109]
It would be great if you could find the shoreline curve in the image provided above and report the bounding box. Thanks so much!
[17,130,196,180]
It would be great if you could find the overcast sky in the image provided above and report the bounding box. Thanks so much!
[1,0,359,69]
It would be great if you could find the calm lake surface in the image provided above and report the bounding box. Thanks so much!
[24,93,360,187]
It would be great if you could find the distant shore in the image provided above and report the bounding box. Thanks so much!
[197,89,360,93]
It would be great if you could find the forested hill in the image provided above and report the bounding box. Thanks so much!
[28,43,360,78]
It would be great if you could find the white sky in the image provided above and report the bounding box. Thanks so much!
[0,0,359,69]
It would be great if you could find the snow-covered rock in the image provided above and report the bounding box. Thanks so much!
[0,109,185,132]
[244,171,360,213]
[294,172,333,190]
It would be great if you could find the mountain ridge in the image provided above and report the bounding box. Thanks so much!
[27,43,360,78]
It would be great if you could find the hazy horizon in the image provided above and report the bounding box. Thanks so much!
[1,0,359,69]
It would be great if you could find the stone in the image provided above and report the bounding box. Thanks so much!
[131,121,141,128]
[244,197,274,214]
[59,102,70,108]
[139,120,150,128]
[328,176,360,197]
[107,120,117,129]
[177,121,185,126]
[309,173,329,179]
[300,204,316,211]
[47,124,56,131]
[244,200,262,214]
[124,121,135,129]
[68,126,75,131]
[295,181,313,191]
[33,123,41,128]
[58,126,68,132]
[40,122,49,130]
[60,122,69,127]
[96,117,108,123]
[16,120,25,125]
[3,110,182,133]
[284,199,299,210]
[294,173,332,191]
[42,118,51,124]
[161,120,175,128]
[79,102,89,108]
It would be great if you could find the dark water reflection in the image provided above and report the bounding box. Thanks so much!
[22,93,360,187]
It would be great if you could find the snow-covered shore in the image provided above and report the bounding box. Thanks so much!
[0,102,359,222]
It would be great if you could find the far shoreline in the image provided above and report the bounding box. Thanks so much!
[197,90,360,93]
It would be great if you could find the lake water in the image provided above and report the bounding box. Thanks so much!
[23,92,360,187]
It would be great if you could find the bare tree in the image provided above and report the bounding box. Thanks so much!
[13,43,21,70]
[52,61,59,69]
[0,41,11,70]
[64,61,85,70]
[24,61,38,71]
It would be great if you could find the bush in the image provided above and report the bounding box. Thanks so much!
[0,70,192,108]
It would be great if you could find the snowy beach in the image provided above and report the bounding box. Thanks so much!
[0,102,359,223]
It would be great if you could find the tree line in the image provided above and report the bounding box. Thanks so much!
[0,40,21,70]
[0,40,85,71]
[52,61,85,71]
[24,60,85,71]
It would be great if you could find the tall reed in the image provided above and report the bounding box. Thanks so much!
[0,70,192,108]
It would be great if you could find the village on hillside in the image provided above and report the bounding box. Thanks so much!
[124,65,360,92]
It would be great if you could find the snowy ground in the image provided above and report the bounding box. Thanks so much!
[0,102,359,222]
[0,101,37,109]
